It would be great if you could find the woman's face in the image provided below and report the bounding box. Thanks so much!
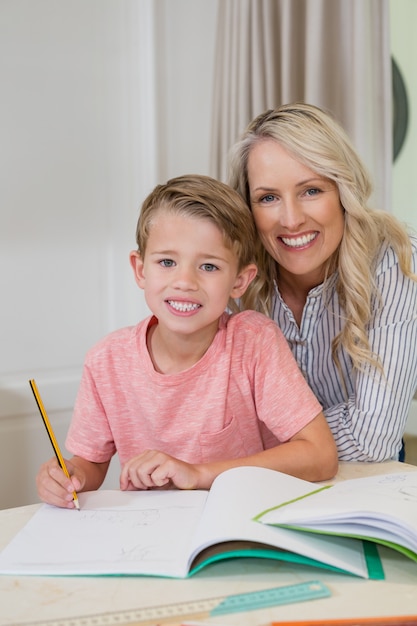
[247,139,345,287]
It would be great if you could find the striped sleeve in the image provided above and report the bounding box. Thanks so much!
[325,239,417,461]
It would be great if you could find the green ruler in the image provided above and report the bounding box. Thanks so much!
[20,580,331,625]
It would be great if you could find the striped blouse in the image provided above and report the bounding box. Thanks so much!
[271,235,417,461]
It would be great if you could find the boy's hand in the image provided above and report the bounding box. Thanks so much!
[120,450,204,491]
[36,457,83,509]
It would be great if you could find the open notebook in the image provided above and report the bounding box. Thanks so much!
[0,466,384,579]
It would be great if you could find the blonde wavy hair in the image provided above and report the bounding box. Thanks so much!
[228,102,416,374]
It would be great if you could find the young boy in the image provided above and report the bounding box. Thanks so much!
[36,175,337,508]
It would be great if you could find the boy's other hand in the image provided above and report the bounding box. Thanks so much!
[120,450,203,491]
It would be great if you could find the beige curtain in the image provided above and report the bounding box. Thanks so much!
[210,0,392,211]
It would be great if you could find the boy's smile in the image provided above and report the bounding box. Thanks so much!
[166,300,201,313]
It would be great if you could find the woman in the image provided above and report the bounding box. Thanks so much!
[229,102,417,462]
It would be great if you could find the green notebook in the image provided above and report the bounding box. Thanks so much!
[255,469,417,575]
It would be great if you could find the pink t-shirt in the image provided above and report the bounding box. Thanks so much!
[66,311,322,465]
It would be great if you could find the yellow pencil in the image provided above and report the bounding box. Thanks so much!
[29,379,80,510]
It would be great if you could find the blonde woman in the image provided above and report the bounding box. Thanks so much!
[229,103,417,462]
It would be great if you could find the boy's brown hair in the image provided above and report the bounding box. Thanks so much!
[136,174,257,274]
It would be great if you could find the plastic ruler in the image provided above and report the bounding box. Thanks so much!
[18,580,331,626]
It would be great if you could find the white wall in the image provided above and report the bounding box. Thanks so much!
[0,0,155,507]
[0,0,218,509]
[390,0,417,435]
[154,0,218,180]
[390,0,417,234]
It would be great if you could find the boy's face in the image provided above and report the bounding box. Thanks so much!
[130,211,256,341]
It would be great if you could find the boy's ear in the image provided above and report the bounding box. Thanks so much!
[230,263,258,299]
[129,250,146,289]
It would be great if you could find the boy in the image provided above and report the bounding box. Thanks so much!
[37,175,337,507]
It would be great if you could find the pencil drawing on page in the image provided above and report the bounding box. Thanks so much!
[0,489,209,574]
[369,473,417,502]
[78,508,160,526]
[69,501,203,564]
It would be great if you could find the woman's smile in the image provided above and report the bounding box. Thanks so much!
[279,231,319,249]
